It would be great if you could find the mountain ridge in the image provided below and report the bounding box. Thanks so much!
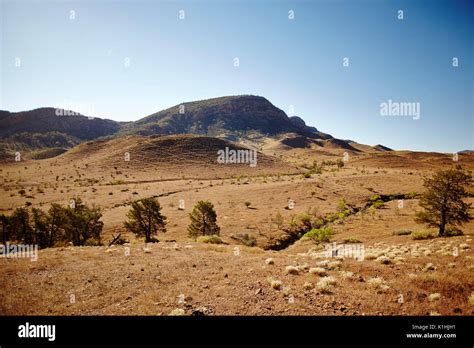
[0,95,391,158]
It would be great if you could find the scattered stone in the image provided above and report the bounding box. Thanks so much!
[265,258,274,265]
[376,255,392,265]
[285,265,299,275]
[422,263,437,272]
[428,293,441,302]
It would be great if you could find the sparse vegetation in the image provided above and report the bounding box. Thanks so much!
[343,237,362,243]
[411,229,438,240]
[196,235,224,244]
[302,227,332,243]
[393,229,412,236]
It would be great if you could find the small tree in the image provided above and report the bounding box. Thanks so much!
[124,197,166,243]
[31,208,48,247]
[188,201,220,239]
[272,212,284,229]
[415,166,472,236]
[0,214,9,245]
[45,203,67,247]
[65,197,103,246]
[9,207,33,244]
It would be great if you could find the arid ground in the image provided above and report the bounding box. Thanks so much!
[1,138,473,315]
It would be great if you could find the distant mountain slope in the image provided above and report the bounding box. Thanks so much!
[0,108,121,140]
[123,95,327,139]
[0,96,394,158]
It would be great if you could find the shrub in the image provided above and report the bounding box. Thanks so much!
[232,233,257,247]
[444,226,464,237]
[469,293,474,305]
[369,194,385,209]
[411,229,438,240]
[367,277,390,293]
[303,227,332,243]
[393,229,412,236]
[196,235,223,244]
[338,198,348,212]
[272,212,284,229]
[309,267,327,276]
[244,201,251,208]
[267,277,282,290]
[316,276,336,293]
[343,237,362,243]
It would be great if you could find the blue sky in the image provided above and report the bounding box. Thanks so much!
[1,0,472,152]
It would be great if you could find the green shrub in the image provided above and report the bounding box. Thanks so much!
[444,226,464,237]
[107,180,127,185]
[393,229,412,236]
[303,227,333,243]
[196,235,224,244]
[405,191,417,199]
[343,237,362,244]
[372,200,384,209]
[411,229,438,240]
[231,233,257,246]
[311,217,325,229]
[302,172,312,179]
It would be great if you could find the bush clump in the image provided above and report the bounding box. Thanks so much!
[393,229,412,236]
[411,229,438,240]
[303,227,332,243]
[196,235,224,244]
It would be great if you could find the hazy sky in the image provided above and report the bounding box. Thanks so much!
[1,0,472,152]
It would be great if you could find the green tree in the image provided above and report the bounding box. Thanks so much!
[31,208,48,247]
[124,197,167,243]
[45,203,67,247]
[31,204,67,248]
[0,214,10,245]
[415,166,472,236]
[65,197,103,246]
[188,201,220,239]
[9,207,33,244]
